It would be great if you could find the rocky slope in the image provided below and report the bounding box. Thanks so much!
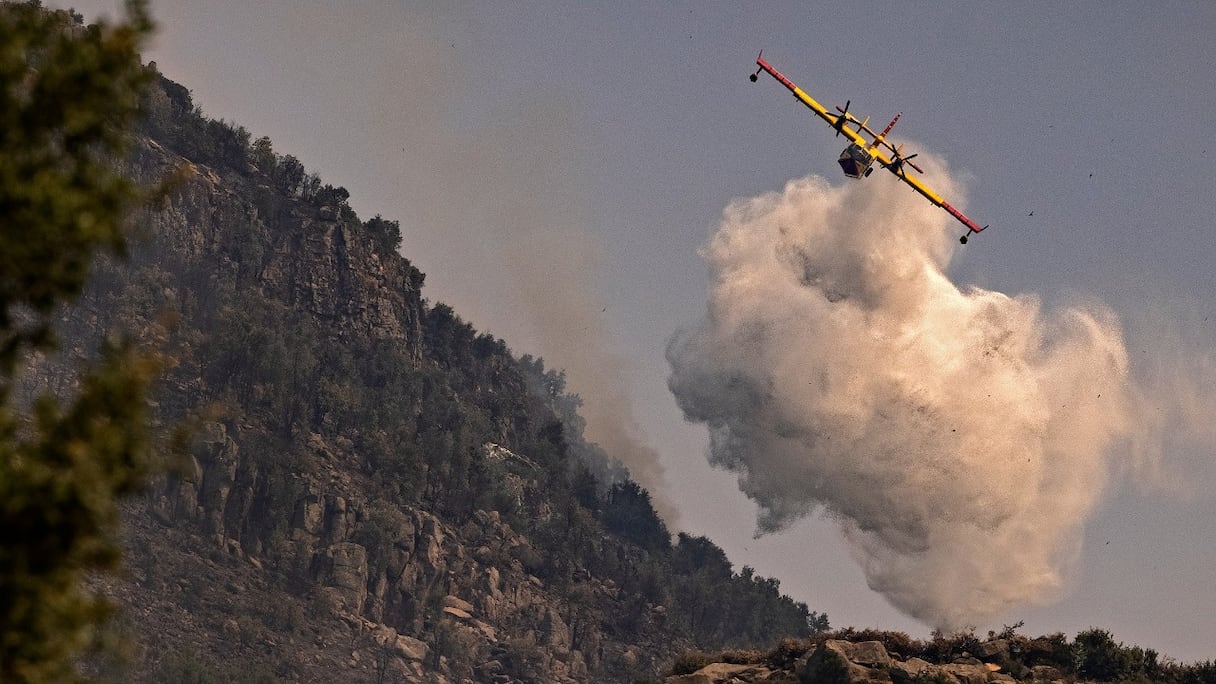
[90,130,663,683]
[44,70,816,683]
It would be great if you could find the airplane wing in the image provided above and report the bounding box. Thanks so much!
[872,147,987,241]
[752,53,868,149]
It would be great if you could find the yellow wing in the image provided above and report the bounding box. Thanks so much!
[872,147,987,238]
[752,53,868,148]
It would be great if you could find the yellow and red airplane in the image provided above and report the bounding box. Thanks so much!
[750,52,988,244]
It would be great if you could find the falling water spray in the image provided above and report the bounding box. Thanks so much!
[667,168,1141,629]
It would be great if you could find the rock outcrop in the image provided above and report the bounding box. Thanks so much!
[665,638,1076,684]
[126,419,646,682]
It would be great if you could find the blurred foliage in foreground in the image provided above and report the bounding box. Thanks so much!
[0,1,158,681]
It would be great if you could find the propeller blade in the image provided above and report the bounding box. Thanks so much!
[887,145,923,175]
[835,112,849,136]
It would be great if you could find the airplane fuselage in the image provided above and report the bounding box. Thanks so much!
[838,143,875,178]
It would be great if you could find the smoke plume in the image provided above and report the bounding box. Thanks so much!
[429,76,678,527]
[109,1,679,524]
[667,165,1145,629]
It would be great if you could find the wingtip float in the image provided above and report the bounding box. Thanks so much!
[750,52,989,245]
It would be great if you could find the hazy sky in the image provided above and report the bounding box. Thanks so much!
[63,1,1216,662]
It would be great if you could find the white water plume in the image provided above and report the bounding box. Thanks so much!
[666,164,1159,629]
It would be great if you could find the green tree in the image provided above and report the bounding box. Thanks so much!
[602,479,670,551]
[806,610,830,634]
[250,134,275,172]
[0,1,156,680]
[364,214,402,255]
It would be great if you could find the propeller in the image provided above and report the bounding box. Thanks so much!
[834,100,851,137]
[884,144,923,177]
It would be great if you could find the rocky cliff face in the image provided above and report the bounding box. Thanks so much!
[66,115,687,683]
[123,437,636,682]
[128,139,425,351]
[31,64,832,681]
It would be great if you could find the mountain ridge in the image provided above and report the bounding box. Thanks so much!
[48,66,817,683]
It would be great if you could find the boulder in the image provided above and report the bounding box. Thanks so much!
[442,595,475,613]
[369,623,396,648]
[665,662,770,684]
[472,619,498,642]
[890,657,935,683]
[394,634,428,661]
[976,638,1010,662]
[942,662,993,684]
[802,641,891,683]
[845,640,894,668]
[442,606,472,620]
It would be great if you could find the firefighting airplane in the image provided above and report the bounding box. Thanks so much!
[750,52,988,244]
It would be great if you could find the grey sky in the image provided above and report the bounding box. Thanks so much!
[63,1,1216,662]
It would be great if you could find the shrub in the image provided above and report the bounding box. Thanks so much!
[669,649,714,675]
[720,648,764,665]
[768,637,812,669]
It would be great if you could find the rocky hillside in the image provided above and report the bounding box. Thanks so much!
[661,628,1216,684]
[40,66,822,683]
